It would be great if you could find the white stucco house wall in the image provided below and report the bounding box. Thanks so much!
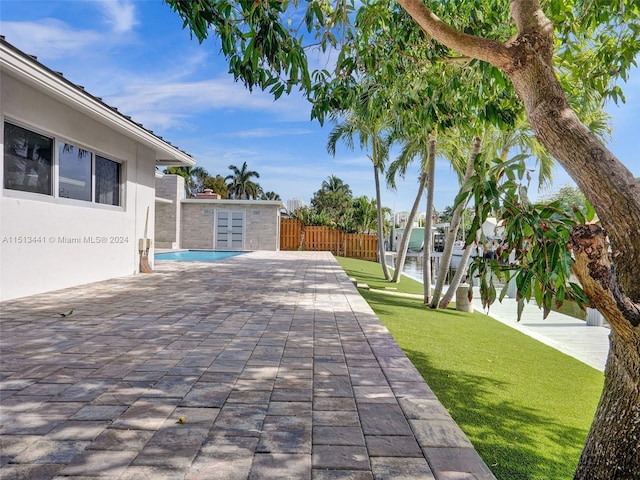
[0,37,195,301]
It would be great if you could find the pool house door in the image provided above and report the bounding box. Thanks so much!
[215,210,245,250]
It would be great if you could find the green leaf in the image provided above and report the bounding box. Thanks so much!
[548,242,560,272]
[517,298,525,322]
[573,205,585,224]
[488,281,497,307]
[533,277,544,308]
[555,284,566,309]
[585,200,596,222]
[542,290,553,319]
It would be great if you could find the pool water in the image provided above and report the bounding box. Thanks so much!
[154,250,246,262]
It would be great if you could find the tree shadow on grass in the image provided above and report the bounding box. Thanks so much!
[361,290,466,316]
[402,346,590,480]
[356,292,590,479]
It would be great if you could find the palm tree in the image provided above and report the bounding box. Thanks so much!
[190,166,210,194]
[386,117,458,287]
[225,162,260,199]
[436,100,610,308]
[321,175,351,195]
[260,191,281,201]
[311,175,354,223]
[327,85,392,280]
[352,196,377,234]
[433,124,550,309]
[422,135,437,303]
[163,165,211,197]
[431,134,482,308]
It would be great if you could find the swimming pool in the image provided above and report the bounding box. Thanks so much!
[154,250,246,262]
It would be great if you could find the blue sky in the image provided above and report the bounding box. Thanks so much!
[1,0,638,213]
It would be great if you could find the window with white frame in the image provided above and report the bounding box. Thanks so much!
[96,155,121,206]
[59,142,92,201]
[3,121,123,207]
[3,122,53,195]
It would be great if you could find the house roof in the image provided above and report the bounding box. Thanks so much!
[0,37,196,167]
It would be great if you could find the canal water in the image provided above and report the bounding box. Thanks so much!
[393,253,461,285]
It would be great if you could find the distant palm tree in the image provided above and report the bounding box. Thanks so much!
[260,191,281,201]
[225,162,260,199]
[351,195,392,235]
[163,165,209,197]
[321,175,351,195]
[327,85,392,281]
[190,166,210,193]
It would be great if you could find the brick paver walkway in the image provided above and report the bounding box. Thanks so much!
[0,251,494,479]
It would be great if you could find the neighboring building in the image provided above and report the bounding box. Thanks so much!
[394,211,410,228]
[286,197,306,213]
[156,175,283,251]
[394,211,426,229]
[0,38,195,301]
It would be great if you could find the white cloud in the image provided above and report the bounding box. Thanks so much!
[0,1,139,57]
[98,0,138,34]
[0,1,139,63]
[0,19,102,59]
[106,77,312,131]
[332,155,371,167]
[229,128,314,138]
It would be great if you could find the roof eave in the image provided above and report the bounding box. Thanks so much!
[0,39,196,168]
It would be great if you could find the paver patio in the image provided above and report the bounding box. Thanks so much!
[0,251,494,479]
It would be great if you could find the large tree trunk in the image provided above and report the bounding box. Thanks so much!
[392,171,428,283]
[502,17,640,478]
[575,331,640,479]
[423,136,437,304]
[374,163,392,281]
[397,0,640,477]
[570,225,640,478]
[430,137,481,308]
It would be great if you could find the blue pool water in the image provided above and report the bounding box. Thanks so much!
[154,250,246,262]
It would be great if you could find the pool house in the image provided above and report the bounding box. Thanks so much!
[155,174,283,252]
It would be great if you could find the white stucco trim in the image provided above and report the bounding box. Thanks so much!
[1,39,195,168]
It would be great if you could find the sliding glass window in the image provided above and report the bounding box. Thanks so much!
[3,122,53,195]
[3,121,123,207]
[96,155,121,206]
[59,142,92,201]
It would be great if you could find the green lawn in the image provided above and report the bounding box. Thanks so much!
[337,257,604,480]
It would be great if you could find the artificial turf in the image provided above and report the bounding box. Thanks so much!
[337,256,604,480]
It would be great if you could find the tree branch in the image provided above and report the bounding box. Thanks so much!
[570,224,640,338]
[395,0,512,68]
[509,0,545,34]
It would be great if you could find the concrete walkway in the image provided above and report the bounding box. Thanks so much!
[470,291,610,372]
[0,251,494,480]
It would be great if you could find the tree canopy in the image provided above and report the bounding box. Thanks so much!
[164,0,640,477]
[225,161,261,199]
[164,163,279,200]
[310,174,354,223]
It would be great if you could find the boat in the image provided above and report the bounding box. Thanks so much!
[393,227,426,252]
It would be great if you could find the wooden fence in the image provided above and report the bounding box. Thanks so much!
[280,218,378,261]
